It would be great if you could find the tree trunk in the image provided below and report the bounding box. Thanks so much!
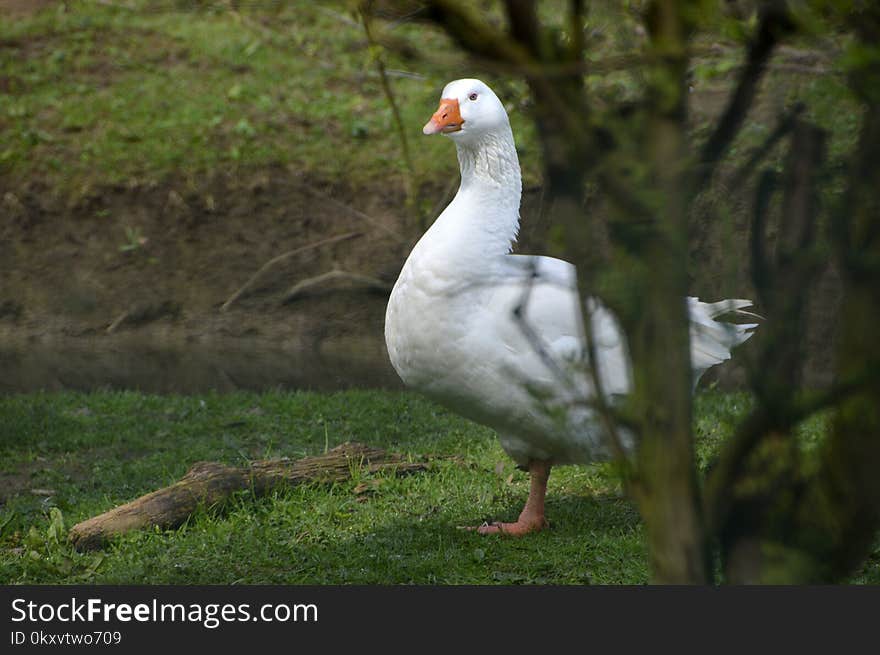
[613,0,709,584]
[68,443,427,551]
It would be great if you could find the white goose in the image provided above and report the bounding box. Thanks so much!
[384,79,757,535]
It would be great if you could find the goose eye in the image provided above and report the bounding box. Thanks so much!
[468,93,478,101]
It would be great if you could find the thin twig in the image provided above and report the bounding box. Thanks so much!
[696,2,794,190]
[283,269,391,302]
[315,5,360,28]
[303,186,407,244]
[766,63,836,76]
[504,0,541,57]
[793,372,876,420]
[507,260,635,469]
[728,102,804,190]
[95,0,135,9]
[581,301,636,472]
[703,406,775,534]
[360,3,423,230]
[383,69,426,80]
[749,169,778,305]
[106,310,131,334]
[704,371,872,535]
[510,260,579,395]
[707,119,829,535]
[423,0,587,139]
[568,0,585,63]
[220,232,362,311]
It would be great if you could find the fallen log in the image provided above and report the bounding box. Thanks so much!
[69,442,426,551]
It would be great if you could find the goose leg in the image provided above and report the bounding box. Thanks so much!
[474,459,551,536]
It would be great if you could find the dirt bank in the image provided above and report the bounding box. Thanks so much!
[0,168,416,389]
[1,165,841,392]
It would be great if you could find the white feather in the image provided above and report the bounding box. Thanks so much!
[385,79,757,466]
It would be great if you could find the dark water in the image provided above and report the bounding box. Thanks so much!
[0,339,403,394]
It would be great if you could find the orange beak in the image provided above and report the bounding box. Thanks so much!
[423,98,464,135]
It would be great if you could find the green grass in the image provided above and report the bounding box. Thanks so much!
[0,0,540,193]
[0,390,642,584]
[1,390,876,585]
[0,1,859,211]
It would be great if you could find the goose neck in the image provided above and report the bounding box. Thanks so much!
[455,128,522,200]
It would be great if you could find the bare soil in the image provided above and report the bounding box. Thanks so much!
[0,159,577,392]
[0,162,841,391]
[0,168,418,390]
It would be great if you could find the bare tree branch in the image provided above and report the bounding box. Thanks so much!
[423,0,587,140]
[283,268,391,302]
[303,185,407,243]
[696,2,795,190]
[568,0,585,63]
[360,2,424,230]
[728,102,804,190]
[504,0,541,57]
[748,169,778,305]
[703,406,774,535]
[706,120,827,542]
[508,263,636,473]
[581,306,638,474]
[424,0,536,68]
[221,232,362,311]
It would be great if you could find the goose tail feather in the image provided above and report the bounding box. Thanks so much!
[688,297,759,386]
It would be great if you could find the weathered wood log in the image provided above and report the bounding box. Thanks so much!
[68,442,426,551]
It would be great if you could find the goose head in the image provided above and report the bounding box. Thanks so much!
[422,78,510,143]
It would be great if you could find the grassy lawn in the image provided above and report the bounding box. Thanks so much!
[1,1,855,196]
[0,0,541,194]
[1,390,876,585]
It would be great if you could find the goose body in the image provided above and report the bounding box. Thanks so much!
[384,79,757,534]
